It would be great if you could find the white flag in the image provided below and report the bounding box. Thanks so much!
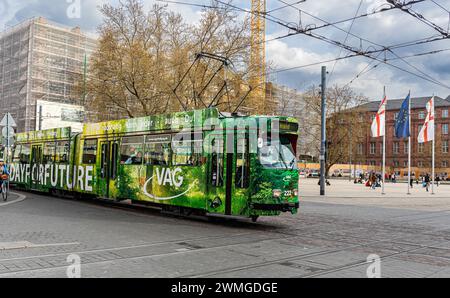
[418,97,435,143]
[371,96,387,138]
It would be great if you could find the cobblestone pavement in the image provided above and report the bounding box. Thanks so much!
[0,186,449,278]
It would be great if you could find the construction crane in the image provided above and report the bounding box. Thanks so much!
[249,0,266,114]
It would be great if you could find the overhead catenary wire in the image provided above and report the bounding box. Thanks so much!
[215,0,450,89]
[430,0,450,14]
[388,0,449,36]
[328,0,364,82]
[225,0,450,89]
[273,0,450,88]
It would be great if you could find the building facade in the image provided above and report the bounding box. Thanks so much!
[0,17,96,133]
[356,96,450,178]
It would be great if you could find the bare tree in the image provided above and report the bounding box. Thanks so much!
[302,85,369,177]
[83,0,261,121]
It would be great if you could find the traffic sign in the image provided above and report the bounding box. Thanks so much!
[0,113,17,127]
[2,127,15,138]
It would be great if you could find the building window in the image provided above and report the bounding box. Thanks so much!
[418,143,424,153]
[393,161,399,167]
[404,141,408,154]
[443,110,449,119]
[418,161,424,168]
[418,111,425,120]
[393,142,399,154]
[443,124,449,135]
[394,112,399,120]
[443,140,449,154]
[403,161,408,167]
[357,143,363,155]
[369,161,376,166]
[370,143,376,155]
[442,161,448,168]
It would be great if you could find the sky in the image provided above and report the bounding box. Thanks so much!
[1,0,450,101]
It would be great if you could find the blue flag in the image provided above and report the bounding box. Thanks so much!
[395,94,410,138]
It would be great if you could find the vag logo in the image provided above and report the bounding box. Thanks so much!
[156,168,184,187]
[143,167,194,201]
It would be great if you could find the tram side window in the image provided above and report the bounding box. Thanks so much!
[13,145,22,162]
[19,144,31,164]
[82,139,97,164]
[210,138,224,187]
[43,142,56,163]
[172,133,203,166]
[236,138,250,188]
[120,136,144,165]
[56,141,70,163]
[144,135,171,166]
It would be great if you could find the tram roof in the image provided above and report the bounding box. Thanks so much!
[82,108,298,137]
[82,108,220,136]
[15,127,72,143]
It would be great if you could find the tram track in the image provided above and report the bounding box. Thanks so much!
[184,233,450,278]
[4,191,450,278]
[0,231,298,277]
[1,229,448,278]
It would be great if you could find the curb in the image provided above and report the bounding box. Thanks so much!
[0,192,27,207]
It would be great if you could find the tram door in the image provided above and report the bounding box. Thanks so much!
[99,141,119,198]
[30,144,43,189]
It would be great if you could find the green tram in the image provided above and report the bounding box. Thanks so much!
[9,108,299,221]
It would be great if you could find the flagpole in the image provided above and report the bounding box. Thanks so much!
[408,91,411,195]
[432,96,435,195]
[382,86,386,195]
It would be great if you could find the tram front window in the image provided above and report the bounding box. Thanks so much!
[259,136,297,170]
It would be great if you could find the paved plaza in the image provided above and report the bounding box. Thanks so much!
[0,182,449,278]
[301,179,450,212]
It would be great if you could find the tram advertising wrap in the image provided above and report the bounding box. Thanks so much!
[8,108,300,222]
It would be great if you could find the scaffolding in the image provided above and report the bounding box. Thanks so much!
[0,17,97,132]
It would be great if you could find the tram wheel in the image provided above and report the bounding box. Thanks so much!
[251,216,259,223]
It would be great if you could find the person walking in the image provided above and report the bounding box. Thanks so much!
[436,175,440,187]
[370,173,377,190]
[424,173,431,192]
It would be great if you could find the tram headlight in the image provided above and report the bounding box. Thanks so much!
[273,189,282,198]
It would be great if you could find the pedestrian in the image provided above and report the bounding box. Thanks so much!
[424,173,431,192]
[370,173,377,190]
[410,177,414,188]
[436,176,440,187]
